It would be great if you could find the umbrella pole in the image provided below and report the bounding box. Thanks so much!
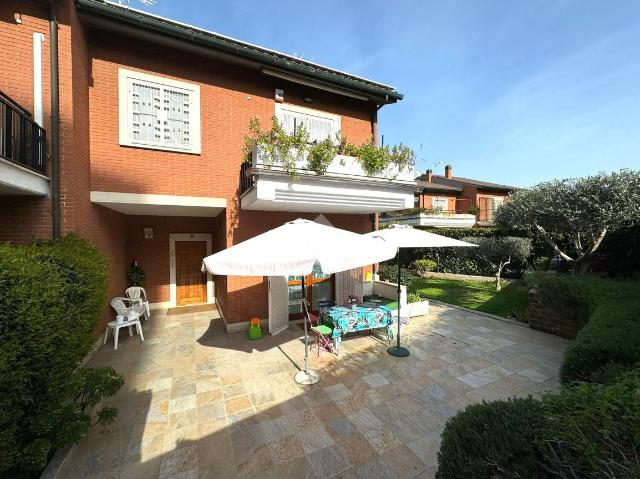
[303,276,309,373]
[294,275,320,385]
[388,248,410,357]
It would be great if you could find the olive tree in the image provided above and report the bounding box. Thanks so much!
[462,236,532,290]
[496,170,640,274]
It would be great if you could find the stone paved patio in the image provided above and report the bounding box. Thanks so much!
[58,303,568,478]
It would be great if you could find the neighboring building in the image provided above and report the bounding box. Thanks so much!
[0,0,414,331]
[414,164,516,226]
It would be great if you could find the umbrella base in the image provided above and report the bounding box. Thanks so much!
[294,369,320,385]
[387,346,410,357]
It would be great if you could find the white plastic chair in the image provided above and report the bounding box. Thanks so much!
[105,297,144,350]
[126,286,150,320]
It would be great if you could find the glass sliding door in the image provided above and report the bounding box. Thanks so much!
[287,263,334,319]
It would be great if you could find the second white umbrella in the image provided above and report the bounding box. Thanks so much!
[366,224,476,357]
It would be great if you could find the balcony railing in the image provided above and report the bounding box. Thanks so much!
[379,208,477,228]
[240,161,254,195]
[0,95,47,175]
[249,145,415,183]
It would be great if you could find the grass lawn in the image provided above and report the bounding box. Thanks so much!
[410,276,528,318]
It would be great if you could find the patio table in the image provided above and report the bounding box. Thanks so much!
[320,304,396,354]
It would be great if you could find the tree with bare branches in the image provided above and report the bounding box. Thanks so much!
[496,170,640,274]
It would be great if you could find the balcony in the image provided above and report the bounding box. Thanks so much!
[379,208,476,228]
[240,145,415,214]
[0,94,49,196]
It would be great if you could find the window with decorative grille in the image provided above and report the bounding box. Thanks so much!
[119,69,201,154]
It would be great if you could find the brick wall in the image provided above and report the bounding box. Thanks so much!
[527,287,587,339]
[87,31,374,201]
[0,1,53,241]
[124,215,218,303]
[2,2,383,328]
[85,30,378,323]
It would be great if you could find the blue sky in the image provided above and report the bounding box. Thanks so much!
[134,0,640,186]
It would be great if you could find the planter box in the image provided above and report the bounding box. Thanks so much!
[379,212,476,228]
[406,300,429,317]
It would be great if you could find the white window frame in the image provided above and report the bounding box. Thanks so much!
[118,68,201,154]
[433,197,448,211]
[274,102,341,143]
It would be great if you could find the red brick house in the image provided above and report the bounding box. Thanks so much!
[414,165,515,226]
[0,0,414,331]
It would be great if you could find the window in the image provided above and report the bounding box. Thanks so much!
[118,69,201,154]
[433,197,448,211]
[275,103,341,143]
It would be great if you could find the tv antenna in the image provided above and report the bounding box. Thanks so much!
[117,0,158,6]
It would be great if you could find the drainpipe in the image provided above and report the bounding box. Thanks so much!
[49,0,60,238]
[371,102,384,234]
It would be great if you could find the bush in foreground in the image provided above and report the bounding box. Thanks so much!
[435,398,547,479]
[542,369,640,479]
[0,236,124,478]
[436,370,640,479]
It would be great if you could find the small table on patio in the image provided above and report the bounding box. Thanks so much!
[320,304,396,354]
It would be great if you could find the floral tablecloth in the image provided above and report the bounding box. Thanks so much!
[320,304,395,347]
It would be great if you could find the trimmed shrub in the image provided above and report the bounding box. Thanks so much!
[528,272,640,318]
[0,236,124,478]
[529,273,640,352]
[560,299,640,384]
[542,369,640,478]
[435,398,548,479]
[436,370,640,479]
[378,263,414,286]
[413,258,437,275]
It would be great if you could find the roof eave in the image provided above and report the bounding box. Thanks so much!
[75,0,403,104]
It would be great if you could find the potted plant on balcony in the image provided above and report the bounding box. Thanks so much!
[243,116,310,180]
[335,133,359,156]
[307,138,337,175]
[358,141,387,175]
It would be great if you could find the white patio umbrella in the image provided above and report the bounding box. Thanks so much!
[202,218,397,384]
[365,224,476,357]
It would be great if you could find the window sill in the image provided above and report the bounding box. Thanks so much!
[119,142,201,155]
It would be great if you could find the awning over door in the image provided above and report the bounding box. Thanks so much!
[90,191,226,216]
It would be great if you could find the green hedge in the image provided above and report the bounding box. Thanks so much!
[529,272,640,321]
[529,273,640,383]
[560,300,640,384]
[378,263,414,286]
[0,236,123,478]
[402,227,540,279]
[435,398,547,479]
[436,370,640,479]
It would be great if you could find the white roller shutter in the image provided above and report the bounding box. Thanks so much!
[335,268,364,305]
[268,276,289,335]
[275,103,340,143]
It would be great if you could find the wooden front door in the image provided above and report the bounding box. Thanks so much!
[175,241,207,306]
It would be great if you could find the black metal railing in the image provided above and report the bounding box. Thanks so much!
[239,161,254,195]
[0,95,47,175]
